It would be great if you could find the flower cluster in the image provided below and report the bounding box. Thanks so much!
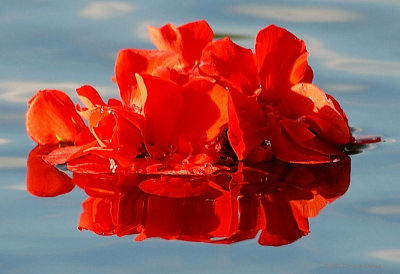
[26,20,353,175]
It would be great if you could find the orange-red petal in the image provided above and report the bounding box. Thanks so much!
[26,89,86,145]
[287,83,351,144]
[200,37,259,95]
[140,75,183,158]
[115,49,178,107]
[148,20,213,67]
[227,89,265,160]
[178,79,228,144]
[255,25,312,101]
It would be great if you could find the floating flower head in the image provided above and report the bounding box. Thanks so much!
[26,20,360,176]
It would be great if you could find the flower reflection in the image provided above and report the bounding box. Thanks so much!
[27,146,350,246]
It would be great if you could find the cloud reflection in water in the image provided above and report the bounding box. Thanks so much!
[27,145,351,246]
[232,4,360,23]
[0,81,116,103]
[79,2,134,20]
[307,37,400,77]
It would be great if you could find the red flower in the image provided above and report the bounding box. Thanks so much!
[26,20,361,175]
[199,25,352,163]
[135,75,229,166]
[115,20,214,106]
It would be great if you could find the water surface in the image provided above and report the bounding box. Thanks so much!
[1,1,399,273]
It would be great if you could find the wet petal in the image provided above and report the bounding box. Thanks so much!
[43,145,87,165]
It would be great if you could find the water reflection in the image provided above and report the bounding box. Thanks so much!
[27,145,351,246]
[79,2,135,20]
[306,37,400,77]
[0,80,116,103]
[232,4,360,23]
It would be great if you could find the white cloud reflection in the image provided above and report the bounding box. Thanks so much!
[0,184,26,191]
[0,157,26,169]
[80,2,134,20]
[232,4,360,23]
[370,249,400,263]
[365,205,400,215]
[307,37,400,77]
[0,81,116,103]
[0,138,9,145]
[320,83,365,93]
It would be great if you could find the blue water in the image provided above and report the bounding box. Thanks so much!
[1,1,400,273]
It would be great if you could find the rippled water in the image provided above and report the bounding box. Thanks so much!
[1,1,400,273]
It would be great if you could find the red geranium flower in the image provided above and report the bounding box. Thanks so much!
[26,20,359,175]
[199,25,352,163]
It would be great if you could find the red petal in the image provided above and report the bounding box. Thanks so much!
[111,112,143,167]
[26,90,86,145]
[280,118,344,156]
[140,75,183,158]
[148,20,213,67]
[255,25,312,101]
[67,154,120,174]
[43,145,86,165]
[227,89,265,160]
[265,113,333,163]
[178,79,228,144]
[76,85,105,109]
[200,37,259,95]
[289,83,351,144]
[115,49,178,107]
